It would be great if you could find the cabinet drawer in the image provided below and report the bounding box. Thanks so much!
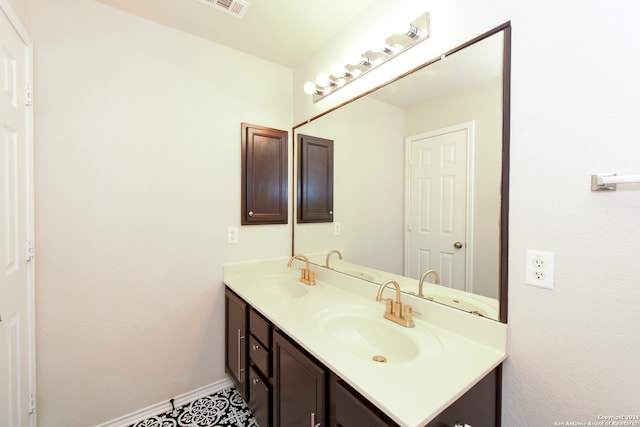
[250,308,271,348]
[249,366,271,427]
[250,334,270,377]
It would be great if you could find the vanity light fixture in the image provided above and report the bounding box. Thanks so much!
[303,12,430,102]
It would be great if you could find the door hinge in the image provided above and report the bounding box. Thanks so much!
[26,240,34,262]
[25,85,33,106]
[28,392,36,414]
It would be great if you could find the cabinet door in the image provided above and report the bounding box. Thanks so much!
[241,123,288,225]
[225,288,248,399]
[297,134,334,223]
[274,331,325,427]
[331,376,396,427]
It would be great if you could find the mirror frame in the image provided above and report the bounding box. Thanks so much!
[291,22,511,323]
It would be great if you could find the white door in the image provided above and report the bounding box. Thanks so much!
[0,6,35,427]
[405,123,472,291]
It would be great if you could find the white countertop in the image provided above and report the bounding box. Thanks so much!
[224,257,508,427]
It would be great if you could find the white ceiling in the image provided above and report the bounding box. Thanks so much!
[97,0,376,67]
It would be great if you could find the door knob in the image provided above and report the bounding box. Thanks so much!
[453,241,463,249]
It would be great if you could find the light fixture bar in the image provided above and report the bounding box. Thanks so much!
[304,12,430,103]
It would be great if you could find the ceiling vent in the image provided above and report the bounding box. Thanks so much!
[198,0,251,18]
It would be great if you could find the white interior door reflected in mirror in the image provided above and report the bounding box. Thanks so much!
[406,123,470,292]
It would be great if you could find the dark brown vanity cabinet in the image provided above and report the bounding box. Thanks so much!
[225,288,248,400]
[248,309,273,427]
[225,287,274,426]
[273,330,325,427]
[424,366,500,427]
[225,287,393,427]
[329,373,396,427]
[225,286,500,427]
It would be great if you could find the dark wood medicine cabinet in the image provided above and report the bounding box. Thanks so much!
[297,134,334,223]
[241,123,288,225]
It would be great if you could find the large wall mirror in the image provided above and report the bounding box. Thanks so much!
[293,23,511,323]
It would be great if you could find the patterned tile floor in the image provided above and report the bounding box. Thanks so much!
[129,387,258,427]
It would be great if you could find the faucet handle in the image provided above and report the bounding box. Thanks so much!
[307,270,317,285]
[403,304,414,323]
[299,268,317,285]
[384,299,393,314]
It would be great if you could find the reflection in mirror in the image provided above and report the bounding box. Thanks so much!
[293,24,510,322]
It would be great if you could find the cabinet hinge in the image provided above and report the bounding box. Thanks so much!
[25,85,33,106]
[28,392,36,414]
[26,240,34,262]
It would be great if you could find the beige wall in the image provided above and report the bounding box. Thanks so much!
[32,0,292,425]
[294,0,640,425]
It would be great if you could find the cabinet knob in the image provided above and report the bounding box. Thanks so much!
[329,210,333,215]
[252,377,260,385]
[453,423,472,427]
[252,344,260,351]
[248,211,254,217]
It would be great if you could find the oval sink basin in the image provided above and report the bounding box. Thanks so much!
[322,314,419,364]
[317,307,442,364]
[251,278,310,299]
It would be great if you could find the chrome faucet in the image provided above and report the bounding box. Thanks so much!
[418,270,440,297]
[287,254,317,285]
[375,280,415,328]
[325,249,343,268]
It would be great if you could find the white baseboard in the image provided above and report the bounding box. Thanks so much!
[96,377,234,427]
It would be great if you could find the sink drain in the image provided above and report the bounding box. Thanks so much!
[372,355,387,363]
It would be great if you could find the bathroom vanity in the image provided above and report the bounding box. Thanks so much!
[226,22,512,427]
[224,258,507,427]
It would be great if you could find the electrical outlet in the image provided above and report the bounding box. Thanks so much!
[333,222,341,236]
[227,226,239,244]
[525,250,554,289]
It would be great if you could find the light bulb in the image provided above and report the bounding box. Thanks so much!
[346,49,364,66]
[331,63,346,77]
[303,81,317,95]
[316,72,330,86]
[395,22,410,35]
